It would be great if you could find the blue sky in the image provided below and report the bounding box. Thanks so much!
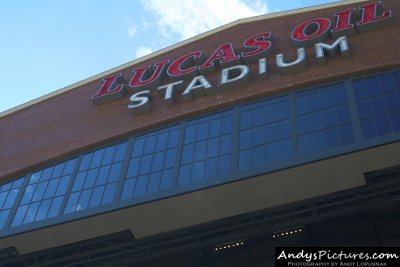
[0,0,343,113]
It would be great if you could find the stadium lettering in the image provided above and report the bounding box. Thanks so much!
[91,1,393,114]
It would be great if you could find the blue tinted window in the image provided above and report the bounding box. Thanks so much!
[354,72,400,139]
[64,141,127,214]
[0,178,24,229]
[180,111,233,185]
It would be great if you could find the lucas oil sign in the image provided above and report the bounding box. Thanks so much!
[91,1,393,115]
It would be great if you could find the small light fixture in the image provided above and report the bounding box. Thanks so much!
[213,239,247,252]
[272,226,304,239]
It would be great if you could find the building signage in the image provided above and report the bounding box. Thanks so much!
[92,1,393,115]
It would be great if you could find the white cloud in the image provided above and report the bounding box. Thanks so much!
[136,46,153,58]
[140,0,270,40]
[127,22,138,39]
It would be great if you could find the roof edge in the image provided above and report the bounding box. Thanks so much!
[0,0,369,118]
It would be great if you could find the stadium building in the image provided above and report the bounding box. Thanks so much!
[0,0,399,266]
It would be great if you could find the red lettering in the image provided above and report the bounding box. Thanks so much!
[331,8,356,38]
[92,73,126,105]
[198,43,240,73]
[128,60,169,89]
[358,1,392,31]
[167,51,203,78]
[242,32,272,62]
[291,18,332,47]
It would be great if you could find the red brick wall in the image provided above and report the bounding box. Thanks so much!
[1,0,399,181]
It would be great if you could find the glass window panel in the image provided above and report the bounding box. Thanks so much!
[96,165,110,186]
[76,189,92,211]
[47,196,63,218]
[323,109,337,128]
[240,111,252,130]
[339,124,355,144]
[278,120,291,139]
[181,144,194,164]
[134,175,149,197]
[207,137,219,158]
[333,85,347,106]
[44,178,59,199]
[114,142,127,162]
[0,210,10,229]
[0,191,7,209]
[89,186,105,208]
[79,154,93,171]
[23,202,40,224]
[90,150,104,169]
[121,179,136,200]
[337,106,351,124]
[72,172,86,192]
[1,182,12,192]
[366,76,381,97]
[220,135,231,155]
[102,146,116,165]
[167,129,179,148]
[55,175,70,196]
[83,169,98,189]
[295,96,308,115]
[29,171,42,184]
[143,135,157,155]
[12,205,28,227]
[252,107,265,126]
[52,163,65,178]
[20,184,37,205]
[34,199,52,222]
[308,112,323,132]
[321,88,335,108]
[296,115,309,135]
[239,149,252,171]
[370,97,387,116]
[184,125,196,144]
[240,129,252,150]
[299,131,325,155]
[64,192,80,214]
[155,133,168,152]
[132,138,145,158]
[278,139,293,161]
[108,163,122,183]
[218,154,230,176]
[40,167,53,182]
[380,73,396,93]
[253,126,265,147]
[101,182,117,205]
[357,101,372,119]
[252,145,266,167]
[361,118,377,139]
[308,92,322,112]
[389,110,400,132]
[147,172,161,193]
[63,158,77,175]
[127,158,140,179]
[221,116,232,135]
[3,189,18,209]
[205,157,218,179]
[178,165,191,186]
[326,127,341,148]
[139,155,152,175]
[394,71,400,90]
[151,152,165,173]
[164,149,177,169]
[12,178,24,189]
[196,122,209,141]
[160,169,174,190]
[353,79,368,100]
[375,115,392,135]
[209,119,221,137]
[277,101,290,120]
[194,141,207,161]
[191,161,205,183]
[385,93,400,112]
